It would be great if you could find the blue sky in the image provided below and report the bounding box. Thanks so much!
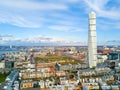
[0,0,120,46]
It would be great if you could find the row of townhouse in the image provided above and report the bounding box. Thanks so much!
[20,80,34,89]
[20,71,67,79]
[55,63,88,71]
[82,83,99,90]
[17,61,68,80]
[20,76,74,89]
[78,67,111,77]
[21,72,54,79]
[39,77,81,90]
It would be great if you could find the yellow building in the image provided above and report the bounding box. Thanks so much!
[0,61,5,68]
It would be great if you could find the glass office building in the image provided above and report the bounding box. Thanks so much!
[107,52,120,61]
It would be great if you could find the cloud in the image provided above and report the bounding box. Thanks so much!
[21,36,81,45]
[116,23,120,29]
[36,0,79,4]
[0,35,82,46]
[80,0,120,32]
[48,25,84,32]
[0,34,13,37]
[107,40,120,43]
[0,0,119,45]
[0,11,40,28]
[105,40,120,45]
[0,0,70,28]
[82,0,120,20]
[0,0,85,29]
[0,0,68,11]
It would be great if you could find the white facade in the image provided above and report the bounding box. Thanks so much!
[0,61,5,68]
[88,12,97,68]
[39,80,45,88]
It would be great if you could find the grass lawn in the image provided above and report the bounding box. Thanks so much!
[0,73,9,83]
[35,56,83,64]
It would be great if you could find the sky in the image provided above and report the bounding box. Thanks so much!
[0,0,120,46]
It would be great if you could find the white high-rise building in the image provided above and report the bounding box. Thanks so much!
[88,12,97,68]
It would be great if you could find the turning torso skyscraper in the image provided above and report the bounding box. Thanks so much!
[88,12,97,68]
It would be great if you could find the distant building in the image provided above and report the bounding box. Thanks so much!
[20,80,34,89]
[55,63,61,71]
[10,45,12,49]
[98,49,113,54]
[0,55,4,62]
[5,69,19,89]
[88,12,97,68]
[0,61,5,68]
[6,70,18,80]
[107,52,120,61]
[5,61,14,68]
[107,51,120,67]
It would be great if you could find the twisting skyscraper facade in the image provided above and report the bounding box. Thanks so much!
[88,12,97,68]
